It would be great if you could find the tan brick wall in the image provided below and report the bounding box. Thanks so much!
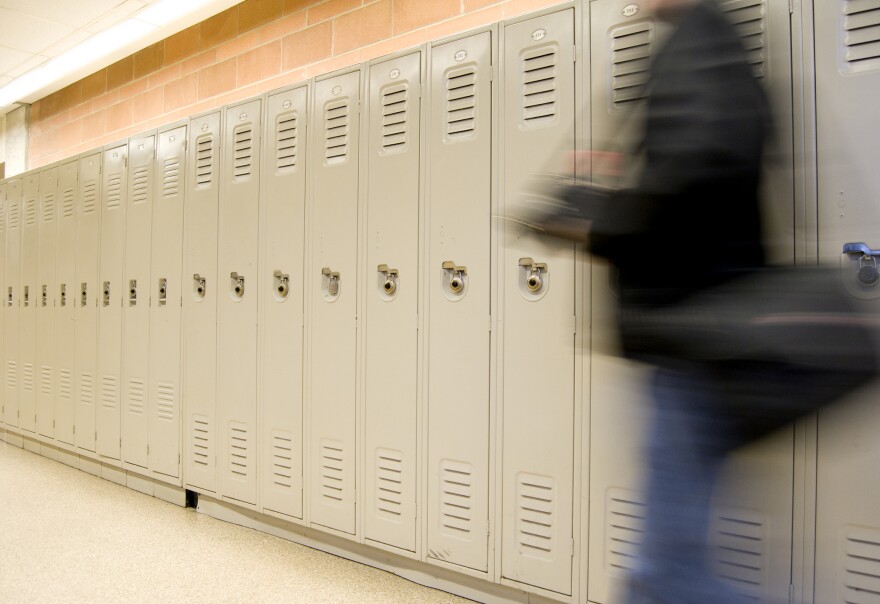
[28,0,565,169]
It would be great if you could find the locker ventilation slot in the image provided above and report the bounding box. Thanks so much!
[229,423,250,478]
[446,68,477,139]
[22,363,34,393]
[195,135,214,188]
[127,378,145,415]
[156,382,175,422]
[6,361,17,389]
[106,174,122,210]
[610,23,653,109]
[606,489,646,573]
[42,193,56,223]
[440,460,474,535]
[842,526,880,603]
[8,202,19,229]
[61,188,75,219]
[193,416,210,467]
[842,0,880,70]
[376,449,404,519]
[82,180,98,214]
[79,372,94,406]
[101,375,118,410]
[40,366,52,397]
[320,439,346,503]
[0,203,4,231]
[162,159,181,198]
[276,112,299,171]
[516,473,556,559]
[381,85,408,152]
[271,431,294,489]
[233,124,254,179]
[523,50,558,125]
[131,166,151,205]
[711,510,765,600]
[720,0,766,79]
[58,369,72,400]
[324,101,350,164]
[25,198,36,225]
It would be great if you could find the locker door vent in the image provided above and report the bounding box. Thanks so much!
[276,112,299,172]
[101,375,118,410]
[324,101,350,164]
[229,423,251,478]
[842,526,880,603]
[156,382,175,422]
[195,135,214,189]
[127,378,145,414]
[381,85,408,152]
[440,460,474,535]
[25,197,36,226]
[720,0,766,79]
[711,510,765,600]
[516,473,556,559]
[40,366,52,397]
[59,369,72,401]
[82,180,98,214]
[271,431,294,489]
[609,23,653,109]
[376,448,404,519]
[6,361,17,389]
[106,174,122,210]
[162,159,181,198]
[446,67,477,139]
[523,50,558,126]
[131,165,151,205]
[8,201,19,229]
[320,439,346,504]
[842,0,880,70]
[0,203,4,231]
[605,489,646,573]
[22,363,34,393]
[42,193,56,223]
[79,372,94,406]
[61,188,75,220]
[233,124,254,179]
[193,415,211,467]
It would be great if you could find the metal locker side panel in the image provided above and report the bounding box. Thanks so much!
[5,177,23,428]
[37,166,60,439]
[260,87,307,520]
[183,111,222,494]
[149,124,186,482]
[96,144,128,460]
[427,31,493,573]
[364,51,421,552]
[500,9,576,595]
[218,98,262,506]
[0,182,6,428]
[19,172,40,434]
[55,160,78,446]
[122,134,155,470]
[309,70,361,535]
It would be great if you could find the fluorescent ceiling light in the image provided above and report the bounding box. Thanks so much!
[0,67,61,108]
[48,19,157,75]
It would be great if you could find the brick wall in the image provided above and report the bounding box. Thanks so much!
[28,0,564,169]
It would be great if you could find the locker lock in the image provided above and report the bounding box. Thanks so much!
[60,284,67,307]
[857,255,879,287]
[103,281,111,307]
[378,264,399,296]
[230,272,245,300]
[442,261,467,294]
[41,285,48,308]
[193,274,206,301]
[158,278,168,306]
[23,285,29,307]
[129,280,138,306]
[519,258,548,293]
[273,271,290,300]
[81,283,88,307]
[322,267,340,299]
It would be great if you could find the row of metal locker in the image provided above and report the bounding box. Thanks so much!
[2,0,877,602]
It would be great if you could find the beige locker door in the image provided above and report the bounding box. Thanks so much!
[260,87,307,519]
[814,1,880,601]
[55,161,78,446]
[148,125,186,482]
[500,9,576,595]
[364,52,421,552]
[426,31,493,572]
[0,182,5,427]
[19,173,39,434]
[96,144,128,460]
[183,112,221,494]
[37,166,60,439]
[218,99,262,506]
[309,70,361,535]
[122,134,155,470]
[5,178,23,428]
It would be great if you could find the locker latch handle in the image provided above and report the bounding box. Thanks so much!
[273,271,290,300]
[60,284,67,307]
[129,280,138,306]
[519,257,548,293]
[81,283,88,307]
[230,272,245,300]
[843,242,880,287]
[7,286,12,307]
[41,285,48,308]
[322,267,340,297]
[23,285,29,307]
[442,261,467,294]
[158,278,168,306]
[193,274,206,301]
[378,264,399,295]
[102,281,111,307]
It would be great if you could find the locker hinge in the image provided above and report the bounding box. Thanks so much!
[73,425,76,434]
[573,315,577,334]
[119,438,122,447]
[178,454,181,464]
[53,420,55,428]
[147,445,150,455]
[17,410,19,418]
[95,431,97,441]
[788,0,793,13]
[571,538,575,557]
[573,46,577,62]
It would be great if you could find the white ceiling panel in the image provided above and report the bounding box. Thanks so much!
[84,0,151,33]
[0,45,34,74]
[0,8,74,54]
[0,0,134,30]
[7,54,49,79]
[41,30,94,59]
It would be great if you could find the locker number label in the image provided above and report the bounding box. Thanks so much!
[454,50,468,62]
[389,69,401,80]
[332,86,343,96]
[622,4,640,17]
[532,29,546,41]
